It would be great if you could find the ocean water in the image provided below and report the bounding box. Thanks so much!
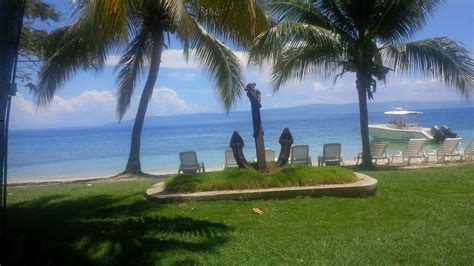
[8,106,474,181]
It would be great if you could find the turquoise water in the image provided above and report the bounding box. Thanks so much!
[8,106,474,181]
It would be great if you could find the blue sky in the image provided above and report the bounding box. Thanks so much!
[10,0,474,129]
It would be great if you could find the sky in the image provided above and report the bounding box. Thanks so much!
[10,0,474,130]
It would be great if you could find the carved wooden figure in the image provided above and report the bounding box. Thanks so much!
[275,127,294,167]
[245,83,266,171]
[229,131,248,169]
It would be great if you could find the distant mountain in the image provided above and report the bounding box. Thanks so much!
[105,100,473,129]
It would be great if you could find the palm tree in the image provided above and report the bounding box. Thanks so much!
[35,0,271,174]
[249,0,473,168]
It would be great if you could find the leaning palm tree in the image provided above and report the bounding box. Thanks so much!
[36,0,271,174]
[249,0,473,168]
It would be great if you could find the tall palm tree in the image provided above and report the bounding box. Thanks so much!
[249,0,473,168]
[35,0,271,174]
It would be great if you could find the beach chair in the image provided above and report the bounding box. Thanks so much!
[318,143,344,166]
[355,141,389,165]
[265,148,277,162]
[178,151,205,174]
[427,138,462,162]
[224,148,238,168]
[290,145,312,165]
[461,139,474,160]
[253,148,277,163]
[390,139,428,165]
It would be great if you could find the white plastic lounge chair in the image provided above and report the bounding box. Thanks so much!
[355,141,389,165]
[428,138,462,162]
[318,143,343,166]
[265,148,277,162]
[178,151,205,174]
[462,139,474,160]
[390,139,428,165]
[224,148,238,168]
[290,145,312,165]
[253,148,277,163]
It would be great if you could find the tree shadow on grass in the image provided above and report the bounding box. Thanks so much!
[7,194,232,265]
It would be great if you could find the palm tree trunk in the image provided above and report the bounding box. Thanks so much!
[123,28,164,174]
[356,69,373,168]
[1,1,25,234]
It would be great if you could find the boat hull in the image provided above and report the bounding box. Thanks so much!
[368,125,434,142]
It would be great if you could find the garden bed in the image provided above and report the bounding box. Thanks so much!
[164,165,357,193]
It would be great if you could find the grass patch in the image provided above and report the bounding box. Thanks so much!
[164,165,357,193]
[5,164,474,265]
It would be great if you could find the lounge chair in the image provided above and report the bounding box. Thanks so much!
[178,151,205,174]
[390,139,428,165]
[224,148,238,168]
[462,139,474,160]
[290,145,312,165]
[318,143,344,166]
[253,148,277,163]
[355,141,389,165]
[427,138,462,162]
[265,148,277,162]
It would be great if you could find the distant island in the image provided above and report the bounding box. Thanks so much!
[108,100,474,129]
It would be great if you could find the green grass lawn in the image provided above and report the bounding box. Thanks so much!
[6,164,474,265]
[165,165,357,193]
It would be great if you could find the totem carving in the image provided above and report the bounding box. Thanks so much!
[275,127,294,167]
[229,131,248,169]
[245,83,266,171]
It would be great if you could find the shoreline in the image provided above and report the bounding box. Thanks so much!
[8,157,473,186]
[7,167,220,186]
[5,157,376,184]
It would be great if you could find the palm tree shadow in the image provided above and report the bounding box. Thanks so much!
[7,195,233,265]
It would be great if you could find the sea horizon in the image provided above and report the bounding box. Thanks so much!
[10,99,473,132]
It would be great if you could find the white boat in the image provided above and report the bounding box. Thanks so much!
[369,108,434,142]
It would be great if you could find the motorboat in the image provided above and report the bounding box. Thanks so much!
[368,107,457,142]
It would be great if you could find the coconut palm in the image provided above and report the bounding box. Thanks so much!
[249,0,474,168]
[35,0,271,174]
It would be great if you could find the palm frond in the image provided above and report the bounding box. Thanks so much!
[268,0,323,24]
[316,0,358,40]
[269,0,356,42]
[249,22,340,66]
[189,23,244,111]
[371,0,443,44]
[383,37,474,97]
[169,0,196,61]
[186,0,272,48]
[35,25,108,106]
[340,0,377,35]
[271,44,343,92]
[115,25,152,120]
[35,0,133,106]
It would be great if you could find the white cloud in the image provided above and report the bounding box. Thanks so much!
[68,90,116,112]
[9,87,210,129]
[148,87,208,116]
[161,50,198,69]
[313,82,327,93]
[370,77,467,102]
[234,51,249,65]
[105,55,120,66]
[10,90,117,129]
